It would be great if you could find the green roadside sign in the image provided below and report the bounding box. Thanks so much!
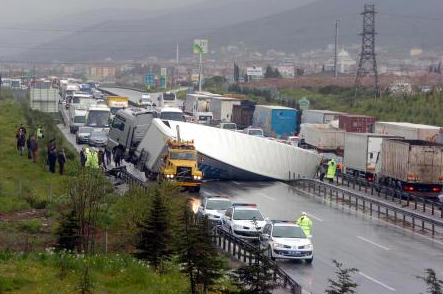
[299,97,310,110]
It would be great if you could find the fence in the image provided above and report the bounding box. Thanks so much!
[293,179,443,238]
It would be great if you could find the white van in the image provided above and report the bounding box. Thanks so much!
[69,106,88,133]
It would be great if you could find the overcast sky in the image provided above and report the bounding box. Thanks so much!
[0,0,207,24]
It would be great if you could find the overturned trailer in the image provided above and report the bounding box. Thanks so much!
[158,120,322,181]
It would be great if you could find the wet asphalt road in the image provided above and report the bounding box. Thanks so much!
[201,180,443,294]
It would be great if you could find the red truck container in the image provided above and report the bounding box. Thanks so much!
[339,114,377,133]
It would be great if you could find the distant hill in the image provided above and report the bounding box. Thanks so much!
[208,0,443,53]
[9,0,315,62]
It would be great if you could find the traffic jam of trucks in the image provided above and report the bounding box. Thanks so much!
[48,78,443,200]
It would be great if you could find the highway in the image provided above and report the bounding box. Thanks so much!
[201,180,443,294]
[100,87,186,107]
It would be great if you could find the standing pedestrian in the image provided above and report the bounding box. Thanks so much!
[114,148,122,167]
[26,134,32,159]
[57,149,66,175]
[296,212,313,237]
[105,148,112,166]
[18,124,27,135]
[326,159,337,184]
[319,161,327,182]
[16,130,26,156]
[29,135,38,163]
[36,125,44,140]
[48,148,57,173]
[80,147,87,167]
[98,149,106,170]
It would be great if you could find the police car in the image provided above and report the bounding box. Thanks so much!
[197,196,232,224]
[259,221,313,263]
[221,203,267,239]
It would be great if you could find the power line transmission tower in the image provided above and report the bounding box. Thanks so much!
[355,4,379,96]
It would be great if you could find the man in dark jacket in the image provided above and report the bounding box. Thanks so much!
[80,147,87,167]
[16,130,26,156]
[98,149,106,170]
[57,149,66,175]
[48,148,57,173]
[26,134,32,159]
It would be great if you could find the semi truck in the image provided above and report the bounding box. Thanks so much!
[107,96,129,116]
[374,122,440,141]
[134,120,203,191]
[378,139,443,197]
[343,133,402,181]
[298,123,345,152]
[252,105,300,137]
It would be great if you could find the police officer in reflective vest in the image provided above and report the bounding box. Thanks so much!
[326,159,337,184]
[296,212,313,237]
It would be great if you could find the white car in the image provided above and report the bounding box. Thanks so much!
[222,204,267,239]
[197,196,232,225]
[259,221,313,263]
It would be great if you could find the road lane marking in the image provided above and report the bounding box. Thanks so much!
[232,181,242,186]
[356,236,391,251]
[258,193,276,201]
[359,272,396,291]
[300,211,324,222]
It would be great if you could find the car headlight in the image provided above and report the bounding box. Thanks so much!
[306,244,313,249]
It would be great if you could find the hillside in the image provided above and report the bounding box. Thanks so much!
[11,0,315,62]
[208,0,443,54]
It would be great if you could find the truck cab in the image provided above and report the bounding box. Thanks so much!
[106,108,155,161]
[158,107,186,122]
[195,112,213,124]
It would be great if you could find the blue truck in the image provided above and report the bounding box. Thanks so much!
[252,105,300,138]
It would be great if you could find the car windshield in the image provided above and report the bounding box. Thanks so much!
[249,130,263,136]
[161,112,185,122]
[199,115,212,121]
[79,127,93,133]
[163,93,176,101]
[233,209,264,221]
[222,124,236,130]
[110,107,121,115]
[206,200,232,210]
[74,116,85,123]
[170,152,196,160]
[87,111,110,127]
[272,226,306,238]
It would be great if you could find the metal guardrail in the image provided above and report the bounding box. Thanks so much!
[335,173,443,218]
[106,166,308,294]
[293,179,443,238]
[213,226,306,294]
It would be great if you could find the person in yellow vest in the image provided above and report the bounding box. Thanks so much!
[36,126,44,140]
[296,212,313,237]
[85,147,92,167]
[91,148,99,169]
[326,159,337,184]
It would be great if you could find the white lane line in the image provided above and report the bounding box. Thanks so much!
[359,272,396,292]
[232,181,242,186]
[356,236,391,251]
[301,211,324,222]
[258,193,276,201]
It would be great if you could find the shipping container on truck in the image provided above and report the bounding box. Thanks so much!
[302,109,347,124]
[375,122,440,141]
[379,139,443,198]
[344,133,402,181]
[252,105,299,137]
[207,96,241,122]
[339,114,377,133]
[232,102,255,129]
[298,123,345,153]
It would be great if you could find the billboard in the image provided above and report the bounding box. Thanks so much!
[246,67,263,77]
[160,67,167,76]
[277,62,295,77]
[145,74,155,86]
[193,39,209,54]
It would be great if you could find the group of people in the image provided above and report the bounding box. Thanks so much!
[15,124,66,175]
[79,147,111,170]
[47,138,66,175]
[15,124,43,164]
[318,158,339,183]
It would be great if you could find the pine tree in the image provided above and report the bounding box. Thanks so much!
[134,188,171,270]
[264,65,274,79]
[234,63,240,83]
[176,204,225,294]
[55,208,81,252]
[325,260,358,294]
[417,269,443,294]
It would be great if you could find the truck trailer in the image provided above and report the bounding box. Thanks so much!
[298,123,345,152]
[374,122,440,141]
[252,105,299,137]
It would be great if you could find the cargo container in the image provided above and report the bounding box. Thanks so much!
[298,123,345,152]
[339,114,377,133]
[379,139,443,196]
[207,96,241,122]
[302,109,346,124]
[232,103,255,129]
[252,105,299,137]
[374,122,440,141]
[344,133,402,181]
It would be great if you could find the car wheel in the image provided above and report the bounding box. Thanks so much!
[306,257,313,264]
[267,246,275,261]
